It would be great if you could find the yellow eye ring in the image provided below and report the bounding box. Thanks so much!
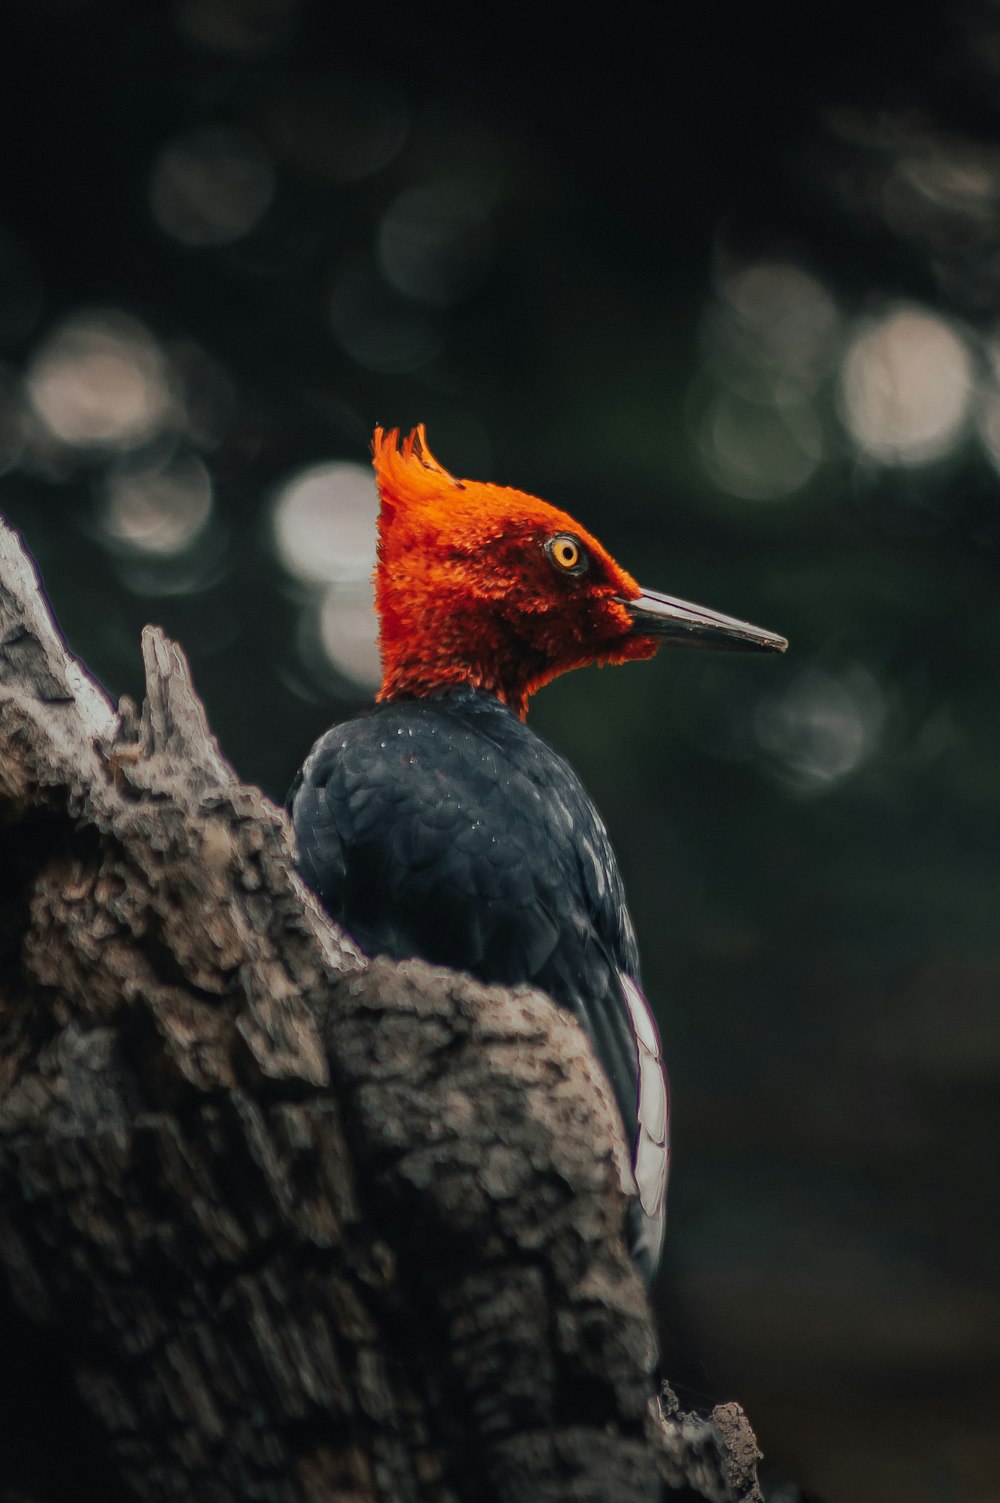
[545,533,588,576]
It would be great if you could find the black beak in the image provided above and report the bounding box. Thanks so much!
[621,588,788,654]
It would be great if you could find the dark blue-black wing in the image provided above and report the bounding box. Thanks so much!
[290,692,668,1278]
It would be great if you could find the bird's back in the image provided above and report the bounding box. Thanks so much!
[290,686,668,1278]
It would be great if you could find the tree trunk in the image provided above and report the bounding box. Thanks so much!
[0,515,762,1503]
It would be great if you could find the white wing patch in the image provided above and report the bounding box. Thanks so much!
[621,973,670,1271]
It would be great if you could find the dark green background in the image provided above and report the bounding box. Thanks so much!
[2,4,999,1498]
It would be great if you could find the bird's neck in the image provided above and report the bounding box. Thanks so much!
[377,651,534,721]
[377,611,557,720]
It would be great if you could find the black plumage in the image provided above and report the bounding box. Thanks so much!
[289,685,668,1281]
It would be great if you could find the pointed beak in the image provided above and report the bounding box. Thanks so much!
[620,589,788,654]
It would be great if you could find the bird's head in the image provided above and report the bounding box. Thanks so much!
[372,425,786,718]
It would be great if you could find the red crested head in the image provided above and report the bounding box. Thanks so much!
[372,425,786,720]
[372,425,656,718]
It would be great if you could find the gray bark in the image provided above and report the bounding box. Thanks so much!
[0,515,762,1503]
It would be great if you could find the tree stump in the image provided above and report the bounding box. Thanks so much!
[0,516,762,1503]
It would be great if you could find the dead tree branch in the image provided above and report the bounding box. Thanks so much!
[0,516,762,1503]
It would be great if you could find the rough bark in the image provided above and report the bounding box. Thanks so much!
[0,515,762,1503]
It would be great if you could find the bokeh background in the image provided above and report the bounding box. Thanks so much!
[3,2,1000,1498]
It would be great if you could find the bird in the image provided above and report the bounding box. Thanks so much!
[289,425,787,1283]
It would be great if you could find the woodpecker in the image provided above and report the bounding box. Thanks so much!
[290,426,786,1282]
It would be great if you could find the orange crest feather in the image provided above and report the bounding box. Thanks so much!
[372,424,464,516]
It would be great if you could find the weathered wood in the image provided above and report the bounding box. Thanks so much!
[0,515,762,1503]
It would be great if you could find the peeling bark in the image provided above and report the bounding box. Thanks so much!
[0,516,762,1503]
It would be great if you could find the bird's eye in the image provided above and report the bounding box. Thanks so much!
[545,533,588,576]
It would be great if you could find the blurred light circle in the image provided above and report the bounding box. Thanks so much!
[101,454,213,555]
[896,150,999,221]
[168,338,236,451]
[318,580,380,689]
[975,333,1000,473]
[149,127,275,246]
[173,0,299,55]
[330,263,443,374]
[272,76,409,184]
[838,308,973,465]
[25,311,173,450]
[378,179,495,306]
[976,385,1000,473]
[700,391,822,500]
[754,666,885,792]
[273,461,378,584]
[717,262,839,378]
